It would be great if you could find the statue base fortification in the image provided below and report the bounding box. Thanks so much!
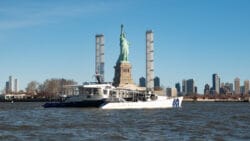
[113,62,134,87]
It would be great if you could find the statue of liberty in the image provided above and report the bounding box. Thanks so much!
[113,24,134,86]
[117,24,130,63]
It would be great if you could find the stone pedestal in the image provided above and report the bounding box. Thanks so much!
[113,62,134,87]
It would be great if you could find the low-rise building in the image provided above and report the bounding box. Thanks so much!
[4,94,28,100]
[166,87,177,97]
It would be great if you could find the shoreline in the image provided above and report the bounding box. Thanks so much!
[183,98,250,102]
[0,99,61,103]
[1,98,249,103]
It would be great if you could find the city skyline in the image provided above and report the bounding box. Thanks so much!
[1,0,250,93]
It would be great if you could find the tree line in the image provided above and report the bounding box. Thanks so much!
[26,78,77,99]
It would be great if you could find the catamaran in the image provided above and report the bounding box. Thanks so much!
[43,82,183,109]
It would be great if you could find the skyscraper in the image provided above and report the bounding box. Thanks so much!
[14,79,19,93]
[186,79,195,95]
[175,83,181,94]
[212,74,220,94]
[182,79,187,95]
[95,34,105,83]
[204,84,210,95]
[5,81,9,93]
[244,80,249,95]
[9,76,13,93]
[240,86,244,94]
[154,76,160,88]
[234,77,240,94]
[139,77,146,87]
[225,82,234,93]
[146,30,154,91]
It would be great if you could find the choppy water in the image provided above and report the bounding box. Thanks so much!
[0,102,250,141]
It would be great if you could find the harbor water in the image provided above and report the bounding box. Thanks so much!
[0,102,250,140]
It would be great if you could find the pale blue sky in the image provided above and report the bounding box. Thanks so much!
[1,0,250,93]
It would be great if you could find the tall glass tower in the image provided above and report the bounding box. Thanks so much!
[146,30,154,91]
[212,74,220,94]
[95,34,104,83]
[234,77,240,94]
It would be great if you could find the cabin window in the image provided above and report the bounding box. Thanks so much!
[86,89,91,94]
[103,90,108,95]
[93,88,98,95]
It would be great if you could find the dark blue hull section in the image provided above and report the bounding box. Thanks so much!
[43,99,106,108]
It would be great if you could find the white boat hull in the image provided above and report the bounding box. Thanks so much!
[101,96,183,109]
